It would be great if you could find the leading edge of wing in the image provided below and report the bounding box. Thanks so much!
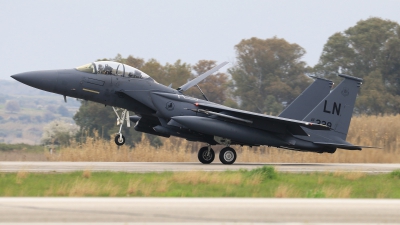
[194,102,331,131]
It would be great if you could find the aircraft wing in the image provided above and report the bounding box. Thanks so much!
[177,61,229,92]
[191,102,330,136]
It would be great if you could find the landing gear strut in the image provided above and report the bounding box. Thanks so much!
[113,107,130,146]
[198,145,215,164]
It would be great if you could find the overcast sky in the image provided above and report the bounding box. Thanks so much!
[1,0,400,80]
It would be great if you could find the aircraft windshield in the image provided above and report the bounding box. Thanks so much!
[76,63,95,73]
[76,61,151,79]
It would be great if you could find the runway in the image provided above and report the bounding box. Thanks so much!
[0,198,399,223]
[1,164,400,224]
[0,162,400,173]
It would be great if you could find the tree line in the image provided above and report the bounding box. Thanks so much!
[72,17,400,146]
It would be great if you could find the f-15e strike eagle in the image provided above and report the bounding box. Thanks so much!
[11,61,376,164]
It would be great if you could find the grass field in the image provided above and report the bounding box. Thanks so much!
[45,115,400,163]
[1,114,398,163]
[1,167,400,198]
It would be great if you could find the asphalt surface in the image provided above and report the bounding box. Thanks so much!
[1,162,399,224]
[0,162,400,173]
[0,198,399,223]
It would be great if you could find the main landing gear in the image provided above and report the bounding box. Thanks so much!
[198,146,215,164]
[197,145,237,164]
[113,107,130,146]
[219,147,237,164]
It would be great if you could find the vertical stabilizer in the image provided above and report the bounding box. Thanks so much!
[302,74,363,140]
[279,76,333,120]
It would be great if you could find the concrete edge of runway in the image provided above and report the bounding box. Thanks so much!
[1,162,400,173]
[1,198,400,224]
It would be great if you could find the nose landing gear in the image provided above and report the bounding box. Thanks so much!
[115,134,125,146]
[113,107,130,146]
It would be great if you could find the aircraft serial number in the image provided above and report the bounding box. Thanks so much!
[312,119,332,128]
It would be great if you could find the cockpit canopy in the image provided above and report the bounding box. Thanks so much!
[76,61,152,80]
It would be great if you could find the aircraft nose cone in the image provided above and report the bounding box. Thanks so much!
[11,70,59,93]
[11,73,31,83]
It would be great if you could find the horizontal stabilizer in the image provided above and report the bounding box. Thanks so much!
[314,142,381,150]
[177,61,229,92]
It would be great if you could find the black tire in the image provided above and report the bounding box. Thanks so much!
[114,134,125,146]
[219,147,237,164]
[198,147,215,164]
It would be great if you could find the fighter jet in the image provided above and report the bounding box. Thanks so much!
[11,61,376,164]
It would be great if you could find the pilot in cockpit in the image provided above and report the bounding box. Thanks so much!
[127,72,134,77]
[104,64,113,75]
[76,61,153,81]
[97,64,104,74]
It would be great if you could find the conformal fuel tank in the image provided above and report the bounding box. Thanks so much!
[169,116,286,146]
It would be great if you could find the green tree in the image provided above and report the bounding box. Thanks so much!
[157,60,192,88]
[73,101,116,140]
[229,37,310,115]
[113,53,145,69]
[314,17,400,114]
[126,57,192,88]
[356,70,400,115]
[140,59,166,83]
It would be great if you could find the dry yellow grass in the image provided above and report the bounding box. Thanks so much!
[245,174,262,186]
[82,170,91,179]
[322,186,352,198]
[127,178,142,195]
[172,171,243,185]
[48,134,193,162]
[48,115,400,163]
[126,178,171,196]
[156,179,170,193]
[46,179,120,197]
[347,114,400,152]
[333,171,366,180]
[15,170,28,184]
[274,185,297,198]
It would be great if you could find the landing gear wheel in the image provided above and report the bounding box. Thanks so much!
[198,146,215,164]
[114,134,125,146]
[112,107,130,146]
[219,147,237,164]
